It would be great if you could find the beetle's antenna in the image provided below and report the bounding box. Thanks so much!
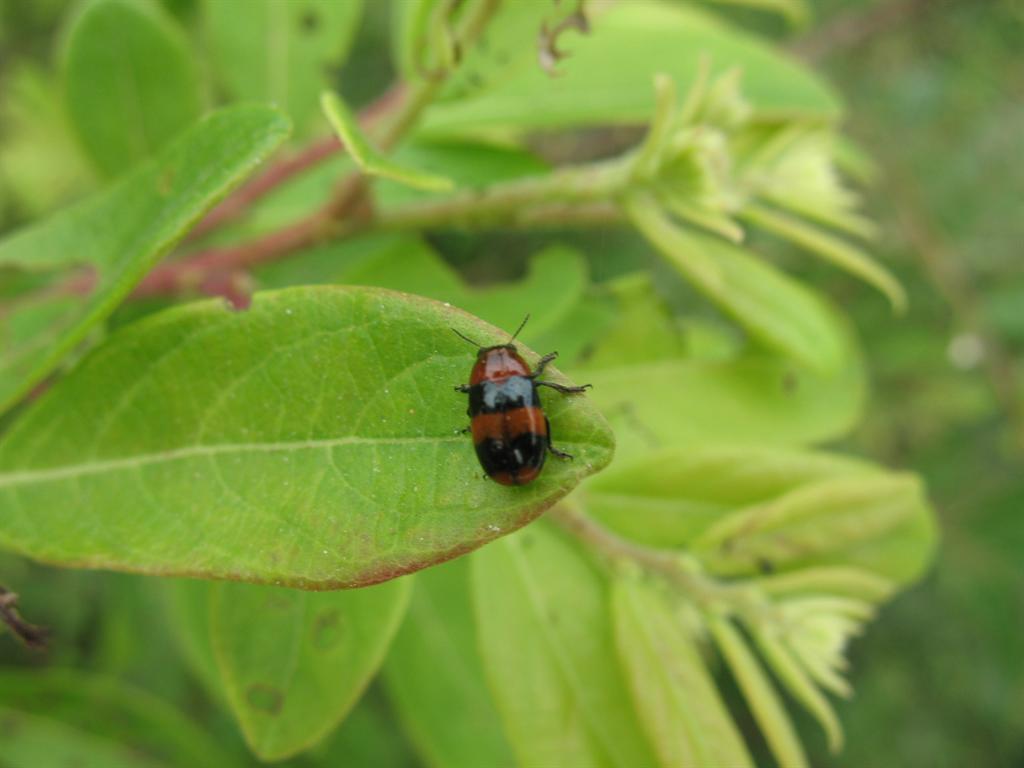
[451,327,482,348]
[509,314,530,342]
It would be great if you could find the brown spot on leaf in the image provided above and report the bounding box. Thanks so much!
[246,683,284,715]
[300,9,319,32]
[312,609,345,650]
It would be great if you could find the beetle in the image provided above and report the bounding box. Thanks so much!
[453,316,591,486]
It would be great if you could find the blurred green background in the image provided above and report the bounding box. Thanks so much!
[1,0,1021,765]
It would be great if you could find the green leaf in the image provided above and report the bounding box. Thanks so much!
[375,140,548,209]
[0,65,93,217]
[471,522,659,768]
[159,579,223,697]
[582,352,864,462]
[62,0,203,177]
[204,0,363,136]
[0,104,291,413]
[741,203,906,312]
[584,447,878,549]
[311,688,422,768]
[0,707,160,768]
[693,473,937,584]
[628,200,848,374]
[612,575,754,768]
[705,0,811,27]
[0,668,243,768]
[751,623,843,752]
[420,1,840,136]
[383,557,515,768]
[0,287,612,587]
[321,91,455,191]
[211,578,411,761]
[709,616,809,768]
[258,236,590,351]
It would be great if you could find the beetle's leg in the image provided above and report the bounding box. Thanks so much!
[458,426,471,435]
[454,384,472,393]
[546,417,574,460]
[537,380,592,394]
[548,443,574,460]
[530,351,559,378]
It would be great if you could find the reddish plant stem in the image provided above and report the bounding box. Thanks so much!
[0,586,48,650]
[187,135,341,241]
[186,83,407,241]
[134,211,339,298]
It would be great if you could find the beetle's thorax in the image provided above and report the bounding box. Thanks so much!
[470,345,531,385]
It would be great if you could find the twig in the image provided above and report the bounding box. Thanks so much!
[548,504,771,620]
[0,586,48,650]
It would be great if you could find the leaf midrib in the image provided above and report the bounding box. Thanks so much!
[0,434,466,488]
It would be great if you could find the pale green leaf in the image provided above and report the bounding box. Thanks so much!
[471,522,659,768]
[0,668,242,768]
[752,566,896,602]
[383,557,515,768]
[0,105,291,413]
[742,203,906,312]
[709,616,809,768]
[628,200,848,374]
[420,1,840,137]
[694,473,938,584]
[395,0,588,99]
[612,575,754,768]
[203,0,363,135]
[62,0,202,177]
[584,447,877,548]
[211,578,411,761]
[321,91,454,191]
[0,287,612,587]
[752,625,843,752]
[0,66,92,216]
[581,352,864,462]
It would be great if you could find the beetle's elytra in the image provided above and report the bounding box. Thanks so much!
[454,317,591,486]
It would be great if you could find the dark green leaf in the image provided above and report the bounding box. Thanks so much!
[62,0,202,177]
[0,708,157,768]
[0,105,291,413]
[0,668,243,768]
[0,287,612,587]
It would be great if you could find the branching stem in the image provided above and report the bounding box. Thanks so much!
[550,503,777,623]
